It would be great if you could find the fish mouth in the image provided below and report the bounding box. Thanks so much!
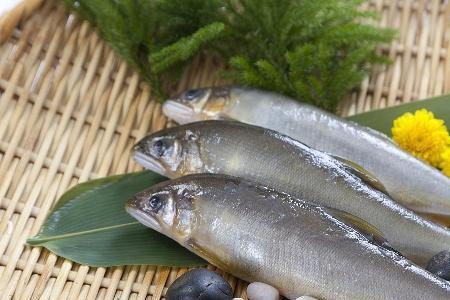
[163,100,198,124]
[133,150,168,176]
[125,205,162,233]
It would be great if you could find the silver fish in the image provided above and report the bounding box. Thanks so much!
[126,174,450,300]
[133,120,450,266]
[162,86,450,215]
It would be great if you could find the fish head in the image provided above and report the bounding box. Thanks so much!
[163,87,233,124]
[126,180,199,242]
[133,126,204,177]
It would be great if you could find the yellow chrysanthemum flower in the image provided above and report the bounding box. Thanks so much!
[392,109,450,167]
[441,149,450,177]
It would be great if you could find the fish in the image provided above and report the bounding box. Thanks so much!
[162,86,450,216]
[133,120,450,266]
[125,173,450,300]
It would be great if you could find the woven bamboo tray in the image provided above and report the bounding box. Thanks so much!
[1,0,450,299]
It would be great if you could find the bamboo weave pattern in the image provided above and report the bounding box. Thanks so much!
[1,0,450,299]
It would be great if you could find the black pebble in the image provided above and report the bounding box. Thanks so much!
[427,250,450,280]
[166,269,233,300]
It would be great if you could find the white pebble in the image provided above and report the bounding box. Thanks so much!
[247,282,279,300]
[296,296,318,300]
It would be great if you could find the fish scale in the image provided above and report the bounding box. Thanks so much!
[163,86,450,216]
[133,121,450,266]
[126,174,450,300]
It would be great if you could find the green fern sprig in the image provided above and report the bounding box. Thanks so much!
[149,22,224,74]
[62,0,394,112]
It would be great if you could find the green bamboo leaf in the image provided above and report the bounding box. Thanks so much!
[27,171,206,267]
[347,94,450,135]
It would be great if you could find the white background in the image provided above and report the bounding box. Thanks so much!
[0,0,22,16]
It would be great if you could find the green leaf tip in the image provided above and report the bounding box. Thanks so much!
[27,222,140,245]
[28,170,205,267]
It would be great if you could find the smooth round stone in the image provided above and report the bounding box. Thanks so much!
[296,296,318,300]
[426,250,450,280]
[166,268,233,300]
[247,282,279,300]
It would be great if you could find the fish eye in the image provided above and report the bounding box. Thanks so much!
[183,89,202,101]
[152,140,167,157]
[148,195,163,211]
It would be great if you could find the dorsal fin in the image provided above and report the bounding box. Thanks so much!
[365,127,396,145]
[331,154,389,195]
[348,120,395,145]
[324,207,387,246]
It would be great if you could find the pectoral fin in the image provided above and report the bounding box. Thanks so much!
[324,207,388,248]
[331,155,389,195]
[186,238,229,270]
[417,212,450,227]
